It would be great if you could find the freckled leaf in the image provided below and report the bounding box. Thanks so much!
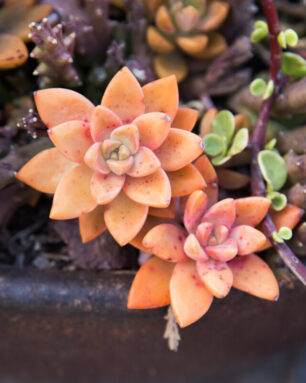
[227,128,249,157]
[203,133,225,156]
[211,110,235,147]
[258,150,287,191]
[281,52,306,78]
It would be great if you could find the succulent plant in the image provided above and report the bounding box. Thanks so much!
[0,0,53,70]
[200,109,250,166]
[17,67,205,246]
[29,18,81,88]
[128,191,279,327]
[145,0,230,82]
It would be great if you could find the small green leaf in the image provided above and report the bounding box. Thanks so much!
[212,155,231,166]
[249,78,266,97]
[203,134,225,156]
[251,21,268,43]
[211,110,235,147]
[281,52,306,78]
[263,80,274,100]
[267,191,287,211]
[227,128,249,157]
[264,138,277,150]
[258,150,287,191]
[279,226,293,240]
[272,231,284,243]
[284,29,298,47]
[277,31,287,49]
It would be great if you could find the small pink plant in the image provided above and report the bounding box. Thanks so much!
[17,67,205,246]
[128,193,279,327]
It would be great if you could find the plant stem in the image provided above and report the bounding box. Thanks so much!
[251,0,306,285]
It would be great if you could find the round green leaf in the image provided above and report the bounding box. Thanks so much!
[267,191,287,211]
[284,29,298,47]
[249,78,266,97]
[251,21,268,43]
[212,155,231,166]
[264,138,277,150]
[203,134,224,156]
[258,150,287,191]
[227,128,249,157]
[211,110,235,147]
[279,226,293,240]
[263,80,274,100]
[277,31,287,49]
[272,231,284,243]
[281,52,306,78]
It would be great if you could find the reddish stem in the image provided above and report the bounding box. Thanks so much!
[251,0,306,285]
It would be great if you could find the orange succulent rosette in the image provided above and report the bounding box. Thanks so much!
[17,67,205,246]
[128,193,279,327]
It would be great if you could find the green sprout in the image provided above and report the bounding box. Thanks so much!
[202,110,249,166]
[272,227,293,243]
[277,29,299,49]
[281,52,306,78]
[249,79,274,100]
[251,20,268,43]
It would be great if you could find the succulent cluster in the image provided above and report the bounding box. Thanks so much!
[146,0,230,81]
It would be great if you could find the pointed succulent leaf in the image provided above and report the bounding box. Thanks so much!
[101,67,145,124]
[196,259,233,299]
[229,225,267,255]
[258,150,287,191]
[205,238,238,262]
[211,110,235,148]
[79,205,106,243]
[281,52,306,78]
[227,128,248,157]
[167,164,206,197]
[16,148,76,194]
[234,197,271,227]
[203,133,225,156]
[143,224,188,263]
[184,234,208,262]
[90,172,125,205]
[104,192,148,246]
[0,34,28,70]
[170,260,213,328]
[128,256,174,309]
[229,254,279,301]
[91,106,122,142]
[184,190,208,233]
[172,108,199,131]
[202,198,236,229]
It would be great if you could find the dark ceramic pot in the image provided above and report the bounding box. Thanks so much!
[0,265,305,383]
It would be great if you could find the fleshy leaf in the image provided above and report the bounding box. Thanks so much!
[196,259,233,299]
[194,155,218,185]
[154,128,202,171]
[143,224,188,262]
[143,75,178,119]
[258,150,287,191]
[229,225,266,255]
[104,192,148,246]
[211,110,235,147]
[217,169,250,190]
[79,205,106,243]
[227,128,249,157]
[170,260,213,327]
[110,124,139,154]
[202,198,235,229]
[128,256,174,309]
[184,190,208,233]
[127,147,161,177]
[84,143,110,174]
[229,254,279,301]
[234,197,271,227]
[48,121,93,163]
[34,88,94,128]
[16,148,75,194]
[50,165,96,220]
[133,112,171,150]
[124,169,171,208]
[203,133,225,156]
[172,108,199,131]
[267,191,287,211]
[167,164,206,197]
[184,234,208,262]
[91,106,122,142]
[101,67,145,123]
[281,52,306,78]
[205,238,238,262]
[149,199,176,219]
[196,222,214,247]
[90,172,125,205]
[0,34,28,70]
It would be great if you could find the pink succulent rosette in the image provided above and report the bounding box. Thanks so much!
[17,67,205,245]
[128,193,279,327]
